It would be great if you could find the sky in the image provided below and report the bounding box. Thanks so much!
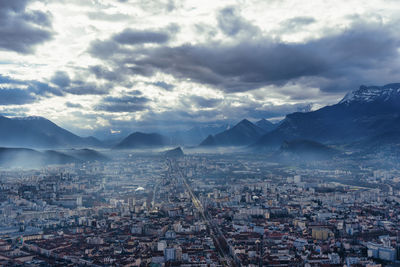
[0,0,400,137]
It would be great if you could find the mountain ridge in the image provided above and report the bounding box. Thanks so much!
[0,115,103,148]
[255,118,276,132]
[199,119,266,147]
[114,132,170,149]
[253,83,400,150]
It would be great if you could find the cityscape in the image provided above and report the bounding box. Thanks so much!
[1,146,400,266]
[1,0,400,266]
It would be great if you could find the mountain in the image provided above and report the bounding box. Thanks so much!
[254,83,400,150]
[278,139,338,161]
[255,119,276,132]
[199,119,266,146]
[114,132,170,149]
[0,147,79,168]
[0,116,103,148]
[200,135,217,146]
[164,147,184,157]
[165,124,232,145]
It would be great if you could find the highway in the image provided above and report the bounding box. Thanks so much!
[166,159,237,267]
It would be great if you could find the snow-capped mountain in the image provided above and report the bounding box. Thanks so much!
[12,116,48,121]
[339,83,400,104]
[254,83,400,150]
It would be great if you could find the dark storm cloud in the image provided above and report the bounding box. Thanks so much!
[89,21,399,94]
[113,29,170,45]
[96,95,150,112]
[0,0,53,54]
[118,41,325,91]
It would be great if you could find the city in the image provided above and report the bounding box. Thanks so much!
[1,0,400,266]
[1,149,400,266]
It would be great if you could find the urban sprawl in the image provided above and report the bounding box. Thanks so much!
[1,152,400,266]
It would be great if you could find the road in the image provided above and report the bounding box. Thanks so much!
[151,179,161,208]
[166,159,237,267]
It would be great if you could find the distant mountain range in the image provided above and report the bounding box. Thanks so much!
[254,83,400,150]
[165,124,232,145]
[0,116,102,148]
[2,83,400,154]
[199,119,274,147]
[114,132,170,149]
[255,118,276,132]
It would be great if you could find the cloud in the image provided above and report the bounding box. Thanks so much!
[0,107,29,117]
[113,28,170,45]
[188,96,222,108]
[89,65,121,81]
[241,103,315,120]
[0,74,62,106]
[22,10,52,27]
[217,6,259,37]
[151,81,174,91]
[0,0,53,54]
[64,81,110,95]
[29,81,63,96]
[48,70,112,95]
[87,11,131,21]
[95,94,150,112]
[88,25,177,59]
[65,102,83,108]
[0,89,36,105]
[280,16,316,32]
[134,0,177,14]
[88,40,120,59]
[2,0,400,135]
[88,20,399,94]
[101,41,324,92]
[51,71,71,88]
